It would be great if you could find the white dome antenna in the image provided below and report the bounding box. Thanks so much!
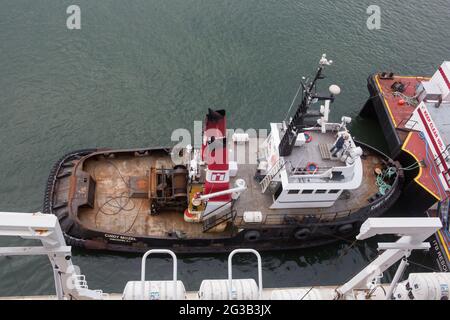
[329,84,341,96]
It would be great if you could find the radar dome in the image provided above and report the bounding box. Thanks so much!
[329,85,341,95]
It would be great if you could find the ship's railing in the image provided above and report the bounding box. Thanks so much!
[397,117,420,132]
[203,209,237,232]
[262,210,354,225]
[233,209,355,226]
[432,144,450,190]
[201,200,233,221]
[236,167,402,227]
[289,164,334,175]
[434,145,450,169]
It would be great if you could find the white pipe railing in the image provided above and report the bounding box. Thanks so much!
[228,249,263,300]
[141,249,178,300]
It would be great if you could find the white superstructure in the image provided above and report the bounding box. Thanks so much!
[258,105,364,209]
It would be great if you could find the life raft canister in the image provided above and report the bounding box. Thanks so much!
[304,132,313,143]
[306,162,319,174]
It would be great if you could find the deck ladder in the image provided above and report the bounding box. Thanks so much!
[260,158,286,193]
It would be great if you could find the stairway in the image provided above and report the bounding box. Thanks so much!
[202,210,236,233]
[260,158,286,193]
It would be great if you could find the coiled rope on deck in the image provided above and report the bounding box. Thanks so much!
[376,167,396,195]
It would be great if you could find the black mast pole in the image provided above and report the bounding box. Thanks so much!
[278,55,333,157]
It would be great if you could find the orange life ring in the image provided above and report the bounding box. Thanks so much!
[304,132,312,143]
[306,162,318,174]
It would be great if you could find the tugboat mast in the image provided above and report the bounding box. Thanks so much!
[279,54,338,156]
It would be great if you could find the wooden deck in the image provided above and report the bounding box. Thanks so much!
[77,154,231,239]
[284,132,343,169]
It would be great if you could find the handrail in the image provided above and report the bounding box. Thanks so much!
[201,200,233,221]
[235,159,400,227]
[259,174,400,226]
[141,249,178,300]
[434,144,450,169]
[203,209,236,232]
[228,249,263,300]
[397,117,420,132]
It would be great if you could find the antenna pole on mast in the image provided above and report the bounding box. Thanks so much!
[278,54,337,157]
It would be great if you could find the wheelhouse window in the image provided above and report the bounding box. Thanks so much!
[301,190,313,194]
[316,190,327,194]
[288,190,300,194]
[329,189,341,194]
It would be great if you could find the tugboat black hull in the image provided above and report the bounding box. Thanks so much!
[43,145,404,254]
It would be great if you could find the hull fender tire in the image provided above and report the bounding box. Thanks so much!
[244,230,261,242]
[294,228,311,240]
[338,224,353,234]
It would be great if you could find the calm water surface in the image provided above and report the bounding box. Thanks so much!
[0,0,449,295]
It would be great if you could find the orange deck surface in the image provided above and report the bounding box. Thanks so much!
[374,75,428,127]
[375,74,449,201]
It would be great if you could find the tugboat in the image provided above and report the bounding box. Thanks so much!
[43,55,403,253]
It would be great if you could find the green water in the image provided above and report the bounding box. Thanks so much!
[0,0,448,296]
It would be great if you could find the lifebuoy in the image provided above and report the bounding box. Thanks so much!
[244,230,261,242]
[304,132,313,143]
[338,224,353,234]
[294,228,311,240]
[306,162,319,174]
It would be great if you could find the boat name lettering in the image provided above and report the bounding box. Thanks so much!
[421,106,445,151]
[370,187,393,211]
[104,234,137,242]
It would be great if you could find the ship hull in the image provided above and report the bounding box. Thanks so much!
[43,144,404,254]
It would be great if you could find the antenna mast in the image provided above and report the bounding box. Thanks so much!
[278,54,338,156]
